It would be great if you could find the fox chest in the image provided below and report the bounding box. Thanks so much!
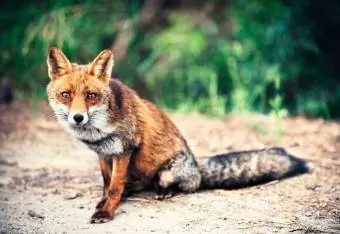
[69,127,128,156]
[82,136,125,156]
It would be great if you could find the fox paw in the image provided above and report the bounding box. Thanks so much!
[90,210,113,224]
[155,190,173,200]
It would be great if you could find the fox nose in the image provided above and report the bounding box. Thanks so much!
[73,114,84,123]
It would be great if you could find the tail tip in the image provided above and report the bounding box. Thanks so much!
[269,147,311,175]
[289,155,311,176]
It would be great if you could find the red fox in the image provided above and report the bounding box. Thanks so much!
[46,47,308,223]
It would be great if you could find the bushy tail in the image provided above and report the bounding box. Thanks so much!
[198,147,309,189]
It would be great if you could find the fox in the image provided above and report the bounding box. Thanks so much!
[46,46,309,224]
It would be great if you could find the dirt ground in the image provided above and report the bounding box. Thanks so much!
[0,101,339,234]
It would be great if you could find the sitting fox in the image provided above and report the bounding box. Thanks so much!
[46,47,308,223]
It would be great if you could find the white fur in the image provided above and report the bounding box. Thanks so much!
[87,137,124,156]
[50,102,68,115]
[88,105,117,133]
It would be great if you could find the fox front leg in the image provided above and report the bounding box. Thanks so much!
[90,155,130,224]
[94,156,112,211]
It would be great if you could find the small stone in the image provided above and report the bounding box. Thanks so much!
[64,192,83,200]
[306,184,320,191]
[28,210,45,219]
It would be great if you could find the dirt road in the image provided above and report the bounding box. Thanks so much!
[0,102,339,233]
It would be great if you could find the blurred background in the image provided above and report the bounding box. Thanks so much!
[1,0,340,119]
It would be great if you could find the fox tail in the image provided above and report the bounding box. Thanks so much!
[198,147,309,189]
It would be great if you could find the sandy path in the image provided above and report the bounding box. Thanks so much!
[0,103,339,233]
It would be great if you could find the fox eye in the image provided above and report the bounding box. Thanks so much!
[87,92,97,100]
[60,91,70,99]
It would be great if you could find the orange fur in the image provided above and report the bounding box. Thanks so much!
[131,98,187,181]
[98,157,111,196]
[92,156,130,222]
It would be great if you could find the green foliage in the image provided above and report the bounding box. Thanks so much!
[139,12,227,116]
[1,0,340,119]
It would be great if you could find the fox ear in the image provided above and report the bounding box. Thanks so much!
[87,49,114,79]
[47,46,72,79]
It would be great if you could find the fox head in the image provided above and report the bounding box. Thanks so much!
[46,46,115,137]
